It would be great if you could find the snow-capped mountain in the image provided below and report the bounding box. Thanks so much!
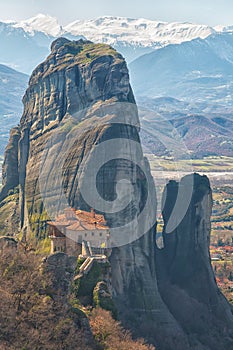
[7,14,217,48]
[64,16,215,48]
[8,14,216,48]
[1,14,233,73]
[13,13,62,37]
[0,21,52,73]
[129,32,233,107]
[1,14,233,159]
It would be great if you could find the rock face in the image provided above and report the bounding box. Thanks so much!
[157,173,233,350]
[0,37,189,349]
[43,252,76,298]
[1,38,136,227]
[1,38,233,349]
[1,127,20,200]
[0,236,17,252]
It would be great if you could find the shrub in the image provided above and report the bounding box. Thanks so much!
[74,260,102,299]
[90,308,155,350]
[93,281,117,319]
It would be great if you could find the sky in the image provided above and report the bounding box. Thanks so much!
[0,0,233,26]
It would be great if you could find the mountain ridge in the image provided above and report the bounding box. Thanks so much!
[1,13,233,73]
[129,32,233,105]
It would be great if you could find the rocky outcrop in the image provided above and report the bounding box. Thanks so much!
[93,281,116,317]
[41,252,95,348]
[0,236,17,252]
[42,252,77,298]
[0,37,190,349]
[157,173,233,350]
[0,127,20,200]
[1,38,233,350]
[2,38,137,227]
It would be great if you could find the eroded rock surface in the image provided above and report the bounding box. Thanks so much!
[1,39,233,350]
[157,173,233,349]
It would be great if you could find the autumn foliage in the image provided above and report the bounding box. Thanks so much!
[89,308,155,350]
[0,249,91,350]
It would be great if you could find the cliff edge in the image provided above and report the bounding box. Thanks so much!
[1,39,233,349]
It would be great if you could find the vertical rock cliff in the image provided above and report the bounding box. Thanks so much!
[1,38,233,350]
[157,173,233,350]
[0,38,190,349]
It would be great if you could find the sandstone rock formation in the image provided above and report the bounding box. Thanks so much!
[0,37,189,349]
[1,38,233,349]
[1,127,20,200]
[157,173,233,349]
[0,236,17,252]
[43,252,77,299]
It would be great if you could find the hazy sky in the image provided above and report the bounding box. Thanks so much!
[0,0,233,26]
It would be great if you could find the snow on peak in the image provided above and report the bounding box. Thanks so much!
[2,14,232,49]
[214,24,233,33]
[64,16,216,47]
[13,13,62,37]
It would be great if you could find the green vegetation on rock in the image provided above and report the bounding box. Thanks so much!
[0,189,19,236]
[73,260,102,300]
[93,281,117,319]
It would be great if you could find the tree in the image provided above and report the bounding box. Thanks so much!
[89,308,155,350]
[0,249,92,350]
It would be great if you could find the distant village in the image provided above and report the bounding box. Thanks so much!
[210,244,233,303]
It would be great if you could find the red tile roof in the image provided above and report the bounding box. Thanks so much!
[48,220,74,227]
[75,210,106,224]
[67,221,108,231]
[48,209,109,232]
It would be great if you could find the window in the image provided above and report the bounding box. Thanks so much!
[92,232,94,236]
[99,232,102,237]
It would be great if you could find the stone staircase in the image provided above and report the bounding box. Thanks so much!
[80,257,94,275]
[74,240,109,281]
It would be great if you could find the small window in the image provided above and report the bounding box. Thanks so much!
[92,232,94,236]
[99,232,102,237]
[85,233,87,237]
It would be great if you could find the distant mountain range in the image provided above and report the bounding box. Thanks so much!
[1,14,233,73]
[0,15,84,73]
[0,64,28,156]
[130,32,233,106]
[128,30,233,158]
[139,103,233,158]
[0,21,52,73]
[1,14,233,159]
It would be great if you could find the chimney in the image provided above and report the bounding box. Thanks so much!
[91,208,95,218]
